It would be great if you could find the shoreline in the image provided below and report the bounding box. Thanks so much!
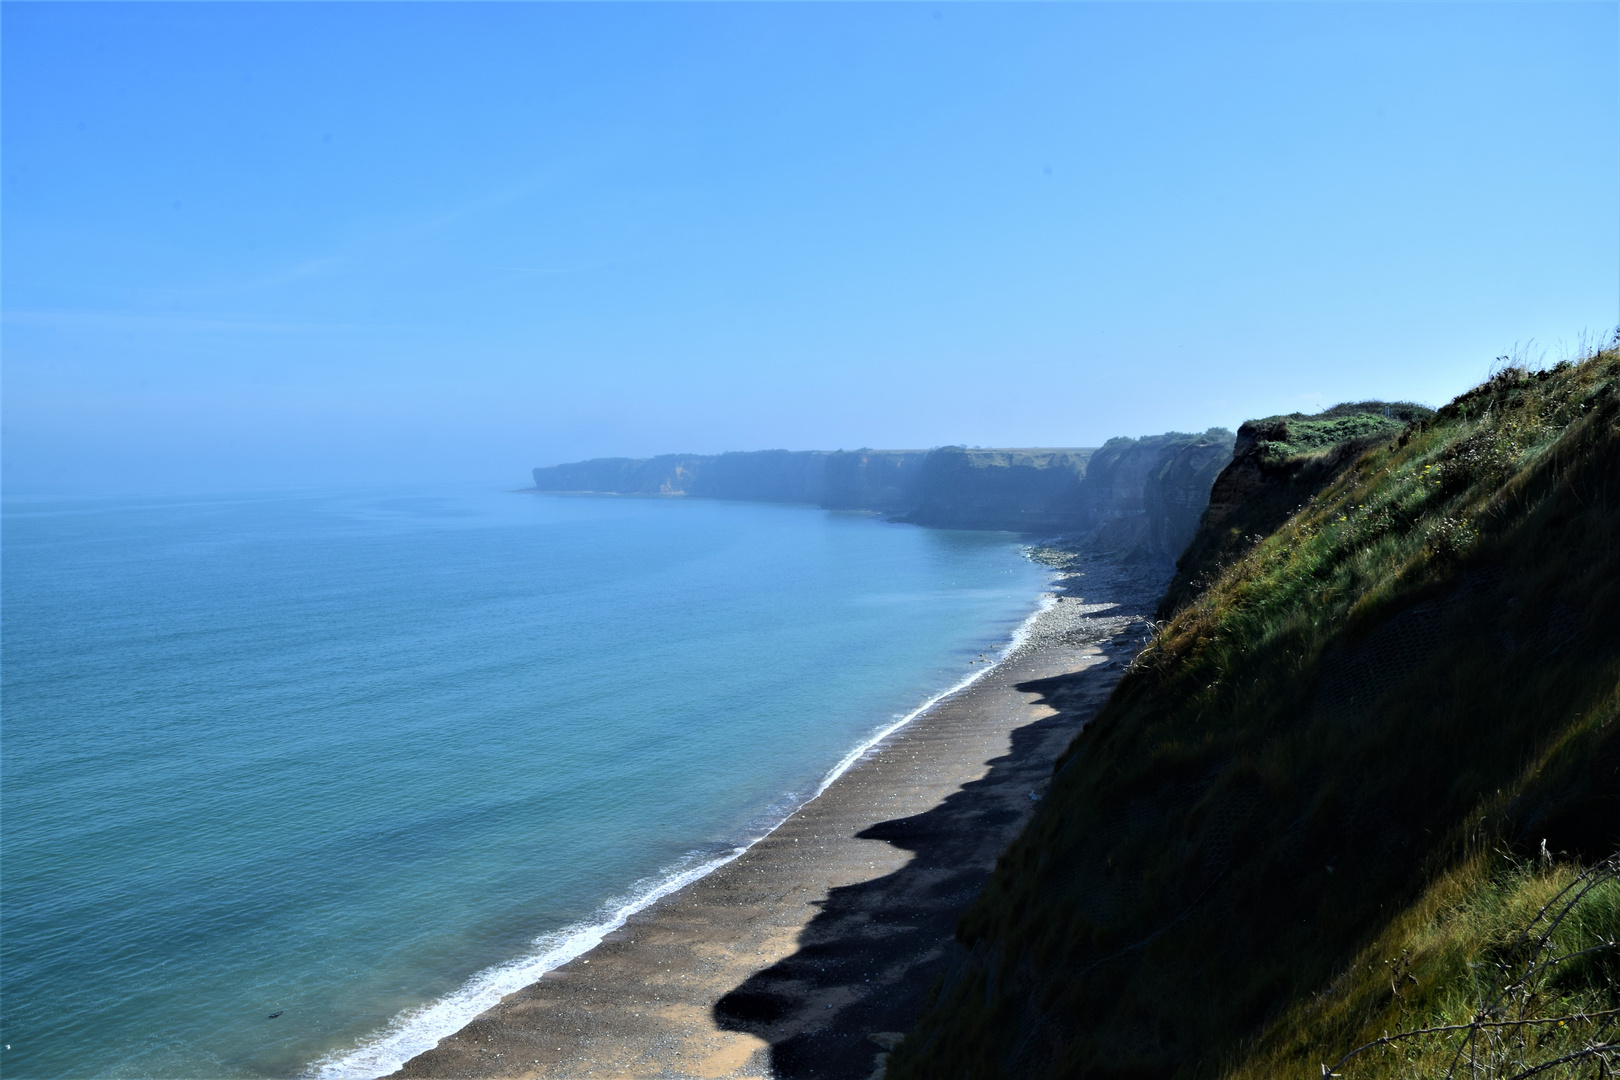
[378,554,1165,1080]
[308,589,1054,1080]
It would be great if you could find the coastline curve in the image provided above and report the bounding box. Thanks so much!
[303,589,1058,1080]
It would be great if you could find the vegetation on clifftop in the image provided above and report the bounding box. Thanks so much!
[890,348,1620,1080]
[1243,401,1432,463]
[1158,402,1434,618]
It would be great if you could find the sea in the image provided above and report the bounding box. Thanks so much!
[0,486,1051,1079]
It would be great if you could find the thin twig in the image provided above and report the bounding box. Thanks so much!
[1332,857,1620,1080]
[1501,1044,1620,1080]
[1444,859,1620,1078]
[1332,1011,1620,1072]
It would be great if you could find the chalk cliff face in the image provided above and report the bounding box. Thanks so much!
[530,451,830,502]
[685,450,829,504]
[531,430,1236,563]
[532,448,937,509]
[905,448,1092,532]
[530,454,711,496]
[1073,430,1235,561]
[894,433,1232,558]
[821,450,930,513]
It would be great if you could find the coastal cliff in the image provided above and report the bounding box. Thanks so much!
[889,352,1620,1080]
[822,450,931,513]
[530,449,831,502]
[1071,430,1235,562]
[532,431,1235,562]
[1158,402,1434,617]
[904,447,1093,532]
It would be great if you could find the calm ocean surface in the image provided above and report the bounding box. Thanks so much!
[1,487,1049,1079]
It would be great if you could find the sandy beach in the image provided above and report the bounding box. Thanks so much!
[391,556,1165,1080]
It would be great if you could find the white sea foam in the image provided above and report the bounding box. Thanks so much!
[306,590,1057,1080]
[304,850,745,1079]
[810,590,1055,798]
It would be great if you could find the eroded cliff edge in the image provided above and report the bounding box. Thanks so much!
[1158,401,1434,617]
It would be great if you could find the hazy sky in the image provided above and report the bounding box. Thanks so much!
[4,2,1616,493]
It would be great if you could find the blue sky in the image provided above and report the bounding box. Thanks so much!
[4,2,1616,493]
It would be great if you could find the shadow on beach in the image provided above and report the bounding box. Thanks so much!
[712,662,1121,1079]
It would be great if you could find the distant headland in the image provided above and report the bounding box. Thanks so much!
[532,430,1237,564]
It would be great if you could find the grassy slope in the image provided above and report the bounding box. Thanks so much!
[1230,855,1620,1079]
[890,352,1620,1080]
[1243,402,1432,461]
[1158,404,1432,619]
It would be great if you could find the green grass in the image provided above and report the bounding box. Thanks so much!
[1157,402,1434,619]
[889,350,1620,1080]
[1230,855,1620,1080]
[1242,401,1432,462]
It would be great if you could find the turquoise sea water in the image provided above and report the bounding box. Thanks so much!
[1,488,1048,1079]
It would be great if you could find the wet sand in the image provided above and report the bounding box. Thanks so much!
[391,557,1164,1080]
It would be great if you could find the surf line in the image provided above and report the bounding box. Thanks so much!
[307,590,1057,1080]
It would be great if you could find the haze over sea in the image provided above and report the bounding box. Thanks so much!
[1,487,1049,1079]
